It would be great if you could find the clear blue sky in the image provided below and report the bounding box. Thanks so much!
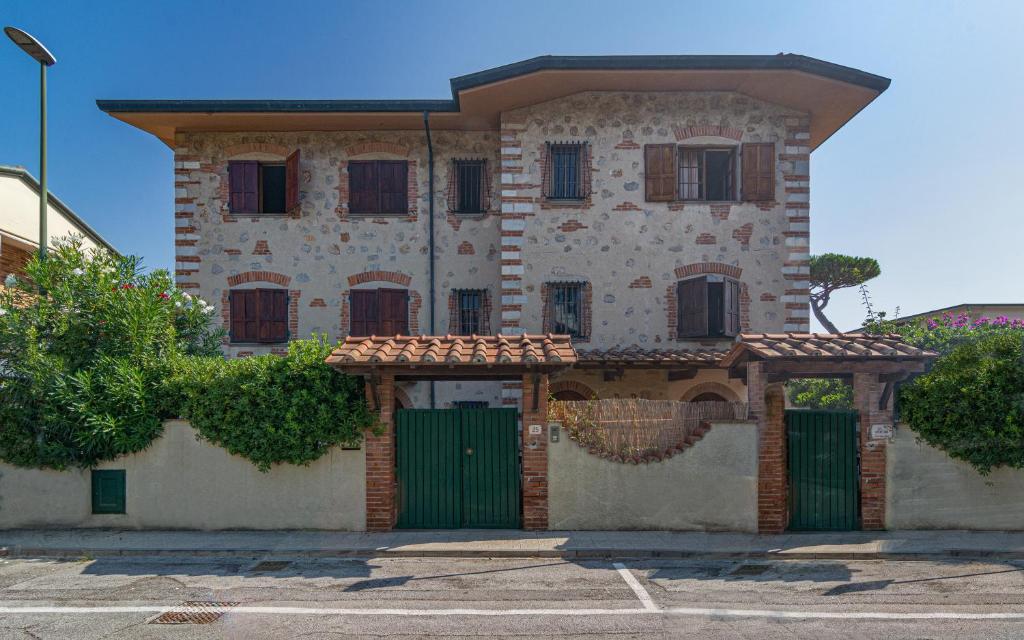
[3,0,1022,330]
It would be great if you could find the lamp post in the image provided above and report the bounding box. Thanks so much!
[4,27,56,261]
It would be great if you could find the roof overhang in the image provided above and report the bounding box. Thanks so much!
[98,54,889,149]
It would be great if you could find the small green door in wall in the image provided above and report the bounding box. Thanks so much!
[787,410,860,531]
[396,408,520,529]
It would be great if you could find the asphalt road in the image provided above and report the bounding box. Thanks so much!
[3,555,1024,638]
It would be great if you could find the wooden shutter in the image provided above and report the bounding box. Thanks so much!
[350,290,378,336]
[677,277,708,338]
[285,149,300,213]
[349,161,379,214]
[741,143,775,201]
[258,289,289,343]
[724,279,740,336]
[644,144,677,202]
[379,161,409,214]
[379,288,409,336]
[229,289,259,342]
[228,161,259,213]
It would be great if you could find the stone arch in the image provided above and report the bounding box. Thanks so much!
[223,142,291,158]
[345,142,411,158]
[673,125,743,141]
[347,270,412,287]
[680,381,741,403]
[227,271,292,287]
[393,386,413,410]
[550,379,597,401]
[674,262,742,280]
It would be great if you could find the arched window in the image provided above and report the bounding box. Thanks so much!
[690,392,728,403]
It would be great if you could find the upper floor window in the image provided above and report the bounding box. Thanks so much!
[456,289,484,335]
[452,160,488,214]
[676,275,740,339]
[543,142,590,201]
[230,288,289,343]
[350,288,409,336]
[644,143,775,203]
[228,150,299,214]
[349,160,408,215]
[544,282,590,341]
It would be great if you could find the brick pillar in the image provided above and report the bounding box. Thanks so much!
[758,382,788,534]
[521,372,549,530]
[364,373,396,532]
[854,372,891,530]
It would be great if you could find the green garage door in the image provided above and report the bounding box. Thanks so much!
[787,410,860,531]
[396,408,520,529]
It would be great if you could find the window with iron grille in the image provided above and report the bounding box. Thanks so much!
[456,289,484,335]
[546,282,586,339]
[546,143,586,200]
[678,147,736,201]
[453,160,486,214]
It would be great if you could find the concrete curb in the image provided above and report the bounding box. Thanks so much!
[3,546,1020,560]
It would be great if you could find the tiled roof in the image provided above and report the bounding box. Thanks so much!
[721,333,937,366]
[576,346,726,365]
[326,334,577,367]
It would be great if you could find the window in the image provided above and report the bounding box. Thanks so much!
[453,160,487,214]
[741,143,776,201]
[350,288,409,336]
[228,150,300,214]
[544,143,589,200]
[229,288,289,344]
[91,469,125,514]
[453,401,488,409]
[545,282,588,340]
[455,289,485,335]
[349,160,409,215]
[679,147,735,201]
[676,276,740,339]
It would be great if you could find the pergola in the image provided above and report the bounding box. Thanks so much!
[327,332,936,533]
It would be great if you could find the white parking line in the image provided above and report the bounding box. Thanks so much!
[612,561,657,611]
[3,605,1024,620]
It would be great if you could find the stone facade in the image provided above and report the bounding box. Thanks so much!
[172,90,811,406]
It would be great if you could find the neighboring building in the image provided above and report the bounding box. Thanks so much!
[98,54,890,409]
[896,303,1024,326]
[0,165,117,281]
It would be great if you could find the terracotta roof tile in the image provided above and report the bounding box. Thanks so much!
[576,346,726,365]
[721,332,937,367]
[326,334,577,367]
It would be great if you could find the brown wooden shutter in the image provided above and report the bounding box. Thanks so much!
[379,161,409,214]
[378,288,409,335]
[285,149,300,213]
[724,279,740,336]
[644,144,677,202]
[348,161,379,214]
[259,289,289,342]
[228,161,259,213]
[350,289,378,336]
[741,143,775,201]
[677,277,708,338]
[229,289,259,342]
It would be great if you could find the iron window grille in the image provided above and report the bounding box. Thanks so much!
[548,282,584,339]
[454,160,486,214]
[546,143,588,200]
[456,289,484,335]
[678,147,736,201]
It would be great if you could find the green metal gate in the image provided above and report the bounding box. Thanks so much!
[396,408,521,529]
[786,410,860,531]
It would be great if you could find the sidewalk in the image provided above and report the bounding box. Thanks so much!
[4,529,1024,559]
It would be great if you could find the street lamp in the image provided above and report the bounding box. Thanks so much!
[4,26,56,261]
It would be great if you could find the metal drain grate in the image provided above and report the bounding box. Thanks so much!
[250,560,292,572]
[730,564,772,576]
[149,601,239,625]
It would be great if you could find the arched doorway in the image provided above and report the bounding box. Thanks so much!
[552,390,587,401]
[689,391,728,403]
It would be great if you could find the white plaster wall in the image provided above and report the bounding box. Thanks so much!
[887,425,1024,530]
[548,420,758,531]
[0,421,366,530]
[0,173,105,252]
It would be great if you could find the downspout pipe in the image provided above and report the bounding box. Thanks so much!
[423,111,436,408]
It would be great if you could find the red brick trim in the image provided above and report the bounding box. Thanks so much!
[674,262,743,280]
[393,386,413,411]
[673,125,743,141]
[758,381,788,533]
[227,271,292,287]
[541,281,592,343]
[345,142,410,158]
[223,142,291,158]
[628,276,652,289]
[347,271,412,288]
[549,379,597,400]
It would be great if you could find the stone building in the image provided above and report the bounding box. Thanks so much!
[98,54,891,410]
